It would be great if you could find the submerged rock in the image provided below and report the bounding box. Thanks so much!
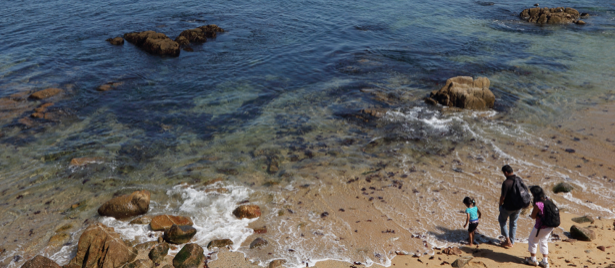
[233,205,261,219]
[70,157,102,167]
[64,223,137,268]
[29,88,62,100]
[570,225,595,241]
[428,76,495,110]
[124,31,180,56]
[106,37,124,45]
[207,239,233,249]
[48,233,70,247]
[163,224,197,244]
[22,255,61,268]
[249,237,268,249]
[173,243,205,268]
[519,7,581,24]
[97,81,124,91]
[176,25,225,43]
[553,182,574,193]
[150,215,193,231]
[98,190,151,219]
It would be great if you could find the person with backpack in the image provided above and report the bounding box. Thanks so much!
[523,186,559,268]
[498,165,531,248]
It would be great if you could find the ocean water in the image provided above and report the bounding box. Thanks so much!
[1,0,615,266]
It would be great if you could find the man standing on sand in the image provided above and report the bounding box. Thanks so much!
[499,165,521,248]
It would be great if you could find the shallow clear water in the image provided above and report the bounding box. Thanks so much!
[1,0,615,266]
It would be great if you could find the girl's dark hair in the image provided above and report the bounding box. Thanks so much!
[530,186,546,203]
[463,196,475,206]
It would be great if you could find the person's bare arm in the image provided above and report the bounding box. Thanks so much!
[463,213,469,227]
[477,208,482,219]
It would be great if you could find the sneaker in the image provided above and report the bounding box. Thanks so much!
[539,260,549,268]
[523,258,539,266]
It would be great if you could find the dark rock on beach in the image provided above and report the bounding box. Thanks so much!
[428,76,495,110]
[106,37,124,45]
[207,239,233,249]
[150,215,193,231]
[519,7,581,24]
[572,215,595,224]
[570,225,596,241]
[553,182,574,193]
[164,224,197,244]
[173,243,205,268]
[233,205,261,219]
[124,31,180,56]
[249,237,268,249]
[29,88,62,100]
[148,242,169,264]
[21,255,61,268]
[64,223,138,268]
[98,190,151,219]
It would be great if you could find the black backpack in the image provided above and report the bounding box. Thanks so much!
[540,199,560,228]
[508,176,531,210]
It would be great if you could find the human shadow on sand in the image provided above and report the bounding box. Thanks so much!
[460,247,524,264]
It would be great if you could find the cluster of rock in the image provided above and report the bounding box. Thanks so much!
[21,190,266,268]
[519,7,587,25]
[106,24,225,56]
[0,87,68,129]
[425,76,495,110]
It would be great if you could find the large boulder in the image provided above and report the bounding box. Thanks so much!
[64,223,138,268]
[570,225,596,241]
[150,215,193,231]
[553,182,574,193]
[163,224,197,244]
[98,190,151,219]
[29,88,62,100]
[520,7,581,24]
[21,255,61,268]
[232,205,261,219]
[176,25,225,44]
[173,244,205,268]
[427,76,495,110]
[124,31,180,56]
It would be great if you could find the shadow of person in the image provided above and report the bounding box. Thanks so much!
[460,246,524,264]
[428,226,501,245]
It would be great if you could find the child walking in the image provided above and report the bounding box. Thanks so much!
[462,197,481,246]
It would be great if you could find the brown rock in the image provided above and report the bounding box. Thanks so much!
[520,6,580,24]
[267,159,279,174]
[442,247,463,255]
[148,243,169,264]
[233,205,261,219]
[135,241,158,251]
[253,226,267,234]
[64,223,137,268]
[48,233,70,247]
[173,243,205,268]
[207,239,233,249]
[163,224,197,244]
[249,237,268,249]
[18,117,36,127]
[21,255,61,268]
[570,225,596,241]
[34,103,54,113]
[130,216,152,225]
[175,36,189,46]
[268,259,287,268]
[106,37,125,45]
[150,215,193,231]
[576,20,586,25]
[177,25,225,44]
[97,82,124,92]
[98,190,151,219]
[124,31,179,57]
[30,88,62,100]
[428,76,495,110]
[70,157,103,166]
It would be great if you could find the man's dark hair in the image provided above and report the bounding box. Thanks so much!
[502,165,513,174]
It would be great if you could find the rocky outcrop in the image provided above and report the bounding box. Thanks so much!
[570,225,596,241]
[148,243,169,265]
[232,205,261,219]
[124,31,180,57]
[520,7,581,24]
[176,25,225,44]
[106,37,124,45]
[163,224,197,244]
[64,223,138,268]
[29,88,62,100]
[207,239,233,249]
[21,255,61,268]
[249,237,268,249]
[98,190,151,219]
[150,215,193,231]
[553,182,574,193]
[173,243,205,268]
[427,76,495,110]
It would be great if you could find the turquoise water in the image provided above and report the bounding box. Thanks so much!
[1,0,615,266]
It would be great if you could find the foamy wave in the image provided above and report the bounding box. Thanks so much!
[562,192,615,217]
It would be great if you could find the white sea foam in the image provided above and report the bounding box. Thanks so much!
[562,192,615,217]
